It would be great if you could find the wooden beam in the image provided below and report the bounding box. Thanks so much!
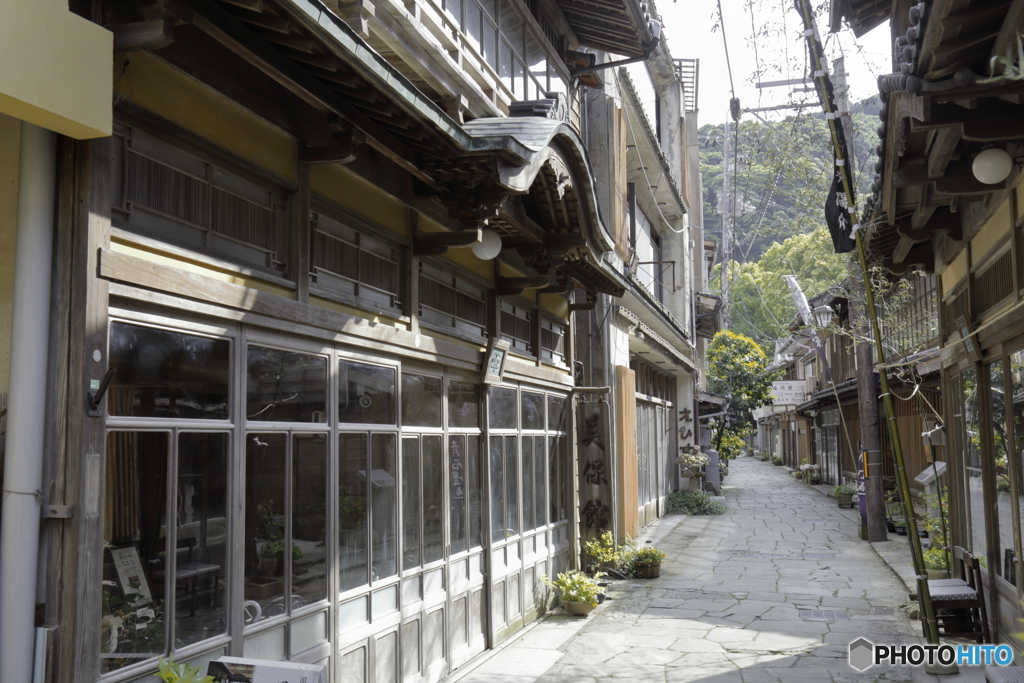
[892,235,917,264]
[963,118,1024,141]
[931,27,1001,59]
[302,144,359,164]
[927,126,961,178]
[911,99,1022,131]
[112,18,175,51]
[496,274,552,296]
[893,159,932,186]
[933,159,1007,194]
[178,0,440,187]
[940,0,1012,34]
[412,228,481,256]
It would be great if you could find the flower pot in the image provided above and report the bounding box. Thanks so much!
[886,521,897,533]
[634,562,661,578]
[260,556,279,575]
[894,525,907,536]
[837,494,854,509]
[562,601,596,616]
[596,592,607,604]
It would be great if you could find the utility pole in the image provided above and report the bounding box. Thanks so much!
[719,116,733,329]
[831,56,886,544]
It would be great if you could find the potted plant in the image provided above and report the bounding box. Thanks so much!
[157,656,214,683]
[259,538,303,575]
[923,546,950,580]
[792,470,803,480]
[633,546,666,578]
[542,570,601,616]
[832,484,857,509]
[771,456,783,466]
[677,451,709,478]
[339,493,367,529]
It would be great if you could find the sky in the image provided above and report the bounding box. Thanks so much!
[652,0,894,125]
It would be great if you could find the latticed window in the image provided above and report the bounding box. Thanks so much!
[111,123,287,270]
[311,212,402,310]
[418,262,489,337]
[540,317,566,366]
[500,300,534,354]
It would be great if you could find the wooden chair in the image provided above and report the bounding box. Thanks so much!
[927,549,990,643]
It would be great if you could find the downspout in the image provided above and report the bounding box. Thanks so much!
[0,122,57,683]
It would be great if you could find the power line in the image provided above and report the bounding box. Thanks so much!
[716,0,737,100]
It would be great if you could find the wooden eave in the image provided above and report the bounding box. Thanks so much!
[866,0,1024,274]
[556,0,654,58]
[107,0,629,295]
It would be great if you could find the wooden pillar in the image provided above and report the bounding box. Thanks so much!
[615,365,638,540]
[46,137,111,683]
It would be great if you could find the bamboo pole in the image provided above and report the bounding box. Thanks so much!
[793,0,940,645]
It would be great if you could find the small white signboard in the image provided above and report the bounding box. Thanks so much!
[771,380,807,405]
[209,657,326,683]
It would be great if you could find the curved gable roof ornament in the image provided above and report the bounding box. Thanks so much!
[461,116,624,296]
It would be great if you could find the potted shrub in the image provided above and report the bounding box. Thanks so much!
[633,546,666,578]
[832,484,857,509]
[543,570,601,616]
[771,456,783,466]
[259,538,303,575]
[923,546,950,580]
[792,470,803,480]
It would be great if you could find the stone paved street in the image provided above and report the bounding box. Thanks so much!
[454,455,986,683]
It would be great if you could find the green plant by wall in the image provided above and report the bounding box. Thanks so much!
[666,490,725,515]
[157,657,214,683]
[541,570,602,606]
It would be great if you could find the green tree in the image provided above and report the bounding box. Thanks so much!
[707,331,779,459]
[713,226,850,351]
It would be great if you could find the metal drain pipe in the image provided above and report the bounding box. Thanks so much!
[0,121,58,683]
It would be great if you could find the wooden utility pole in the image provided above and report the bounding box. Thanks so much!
[831,57,887,542]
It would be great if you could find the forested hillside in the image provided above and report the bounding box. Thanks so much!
[701,98,881,348]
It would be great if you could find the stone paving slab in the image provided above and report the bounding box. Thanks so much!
[450,456,988,683]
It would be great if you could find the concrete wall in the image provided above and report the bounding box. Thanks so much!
[0,114,19,398]
[0,0,111,139]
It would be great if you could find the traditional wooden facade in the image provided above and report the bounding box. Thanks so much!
[833,0,1024,646]
[0,0,707,682]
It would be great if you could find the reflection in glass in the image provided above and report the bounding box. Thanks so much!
[548,395,565,431]
[247,346,326,422]
[402,438,420,570]
[402,373,442,427]
[245,433,286,616]
[449,381,480,428]
[521,392,544,430]
[490,436,504,541]
[340,361,395,424]
[506,435,519,536]
[423,436,444,563]
[109,322,229,419]
[468,437,483,549]
[489,386,516,429]
[293,434,327,605]
[339,434,368,591]
[535,437,547,528]
[989,360,1012,582]
[962,367,987,567]
[450,436,467,555]
[175,432,229,646]
[372,434,398,580]
[101,432,169,673]
[549,436,567,522]
[1012,351,1024,585]
[522,436,534,532]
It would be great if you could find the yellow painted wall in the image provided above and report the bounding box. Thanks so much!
[970,200,1012,267]
[0,0,110,138]
[942,249,968,293]
[0,115,20,396]
[540,293,569,319]
[311,164,410,237]
[114,52,297,182]
[110,238,294,298]
[310,295,409,330]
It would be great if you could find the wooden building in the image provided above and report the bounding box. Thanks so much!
[0,1,707,682]
[833,0,1023,645]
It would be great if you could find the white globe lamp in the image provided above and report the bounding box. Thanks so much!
[972,148,1013,185]
[471,228,503,260]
